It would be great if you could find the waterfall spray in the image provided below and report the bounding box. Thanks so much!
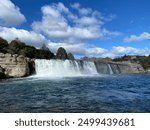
[34,59,98,77]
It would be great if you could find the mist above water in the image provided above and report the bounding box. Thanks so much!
[34,59,98,77]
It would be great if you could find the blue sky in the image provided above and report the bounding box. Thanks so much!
[0,0,150,58]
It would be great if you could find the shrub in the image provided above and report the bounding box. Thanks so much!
[0,37,8,52]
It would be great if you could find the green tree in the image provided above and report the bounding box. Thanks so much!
[56,47,68,60]
[67,53,75,60]
[19,46,36,58]
[0,37,8,52]
[7,38,25,54]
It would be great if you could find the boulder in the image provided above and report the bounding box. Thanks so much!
[0,53,33,78]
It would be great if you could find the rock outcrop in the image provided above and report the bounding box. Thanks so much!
[98,61,145,74]
[0,53,34,78]
[83,59,145,74]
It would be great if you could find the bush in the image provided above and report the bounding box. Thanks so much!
[0,37,8,52]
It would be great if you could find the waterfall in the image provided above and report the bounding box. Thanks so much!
[34,59,98,77]
[108,64,114,74]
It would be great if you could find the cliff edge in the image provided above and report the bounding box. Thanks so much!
[0,53,35,78]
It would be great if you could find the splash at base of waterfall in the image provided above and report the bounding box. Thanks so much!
[34,59,98,77]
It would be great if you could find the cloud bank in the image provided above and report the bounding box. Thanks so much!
[0,1,149,57]
[32,2,121,42]
[0,0,26,26]
[124,32,150,42]
[0,26,47,47]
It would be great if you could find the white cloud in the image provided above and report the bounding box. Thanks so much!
[124,32,150,42]
[48,42,107,56]
[112,46,150,56]
[1,2,147,58]
[71,3,92,16]
[0,25,148,57]
[75,16,100,26]
[48,41,149,57]
[0,26,47,47]
[0,0,26,26]
[32,2,121,42]
[70,3,80,10]
[86,47,108,56]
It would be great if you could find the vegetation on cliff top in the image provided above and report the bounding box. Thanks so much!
[0,37,74,60]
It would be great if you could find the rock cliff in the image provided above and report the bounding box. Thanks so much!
[81,59,145,74]
[0,53,147,79]
[0,53,35,78]
[94,60,145,74]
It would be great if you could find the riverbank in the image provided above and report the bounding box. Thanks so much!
[0,52,148,79]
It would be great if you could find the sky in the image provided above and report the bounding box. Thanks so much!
[0,0,150,58]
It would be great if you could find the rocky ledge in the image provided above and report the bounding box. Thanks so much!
[94,60,145,74]
[0,53,35,79]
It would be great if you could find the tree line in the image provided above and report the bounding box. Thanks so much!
[0,37,74,60]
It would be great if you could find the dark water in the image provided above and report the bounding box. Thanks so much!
[0,74,150,113]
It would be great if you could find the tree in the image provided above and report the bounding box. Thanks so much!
[0,37,8,52]
[35,49,55,59]
[56,47,68,60]
[19,46,36,58]
[41,43,50,51]
[67,53,75,60]
[7,38,25,54]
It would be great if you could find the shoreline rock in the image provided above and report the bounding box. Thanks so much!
[0,53,34,79]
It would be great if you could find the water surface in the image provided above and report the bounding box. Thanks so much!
[0,74,150,112]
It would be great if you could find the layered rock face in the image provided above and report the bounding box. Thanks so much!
[0,53,34,78]
[94,60,145,74]
[0,52,146,79]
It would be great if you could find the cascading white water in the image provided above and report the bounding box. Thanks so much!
[34,59,98,77]
[108,64,114,74]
